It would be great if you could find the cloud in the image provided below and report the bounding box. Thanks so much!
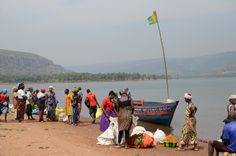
[0,0,235,66]
[1,0,235,30]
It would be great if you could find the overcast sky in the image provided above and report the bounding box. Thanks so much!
[0,0,236,66]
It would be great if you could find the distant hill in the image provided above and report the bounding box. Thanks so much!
[0,49,67,76]
[66,51,236,77]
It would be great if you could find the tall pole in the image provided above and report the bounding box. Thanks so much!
[155,16,170,99]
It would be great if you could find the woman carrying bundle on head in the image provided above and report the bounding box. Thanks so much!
[178,93,198,151]
[71,87,80,126]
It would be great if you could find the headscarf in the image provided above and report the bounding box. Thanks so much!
[184,93,192,100]
[12,86,17,92]
[72,87,78,93]
[40,88,46,93]
[2,89,7,94]
[228,95,236,101]
[17,82,25,90]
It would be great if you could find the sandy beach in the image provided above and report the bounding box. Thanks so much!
[0,113,208,156]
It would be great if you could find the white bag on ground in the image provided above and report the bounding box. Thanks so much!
[58,112,66,122]
[131,126,146,136]
[154,128,166,144]
[97,117,118,145]
[97,115,139,145]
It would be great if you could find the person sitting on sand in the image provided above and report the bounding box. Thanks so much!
[208,112,236,156]
[0,89,10,122]
[100,90,117,132]
[85,89,99,124]
[178,93,198,151]
[64,89,72,124]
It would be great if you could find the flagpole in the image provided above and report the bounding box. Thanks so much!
[155,15,170,99]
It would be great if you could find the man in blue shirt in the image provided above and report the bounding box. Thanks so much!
[208,112,236,156]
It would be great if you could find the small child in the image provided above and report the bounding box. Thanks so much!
[64,89,72,124]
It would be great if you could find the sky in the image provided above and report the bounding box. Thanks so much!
[0,0,236,66]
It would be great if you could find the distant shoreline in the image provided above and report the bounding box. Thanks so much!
[1,76,235,85]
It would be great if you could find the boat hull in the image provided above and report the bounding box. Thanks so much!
[133,101,179,126]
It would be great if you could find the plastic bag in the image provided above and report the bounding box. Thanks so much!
[96,108,103,119]
[131,126,146,136]
[154,129,166,144]
[97,117,118,145]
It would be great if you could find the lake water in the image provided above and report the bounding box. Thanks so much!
[0,77,235,140]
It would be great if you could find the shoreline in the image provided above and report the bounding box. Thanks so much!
[0,113,208,156]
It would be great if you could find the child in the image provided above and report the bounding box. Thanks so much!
[64,89,72,124]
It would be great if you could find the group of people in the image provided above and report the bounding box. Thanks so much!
[1,82,236,153]
[0,83,58,123]
[64,86,134,148]
[208,95,236,156]
[176,93,236,155]
[98,88,133,148]
[64,87,83,126]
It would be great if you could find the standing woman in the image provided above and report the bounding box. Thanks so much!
[25,87,34,120]
[0,89,10,122]
[17,83,27,122]
[117,88,133,148]
[178,93,198,151]
[12,87,18,120]
[64,89,72,124]
[46,86,58,121]
[37,88,46,122]
[100,90,117,132]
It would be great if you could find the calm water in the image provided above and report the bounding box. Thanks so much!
[0,77,235,140]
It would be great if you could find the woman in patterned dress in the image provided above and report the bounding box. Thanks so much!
[178,93,198,151]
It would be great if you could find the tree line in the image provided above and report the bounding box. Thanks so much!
[0,72,170,83]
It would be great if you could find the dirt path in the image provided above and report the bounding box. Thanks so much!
[0,113,208,156]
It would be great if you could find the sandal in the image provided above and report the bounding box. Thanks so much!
[176,147,185,151]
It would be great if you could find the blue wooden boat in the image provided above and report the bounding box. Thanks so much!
[133,100,179,126]
[132,12,179,126]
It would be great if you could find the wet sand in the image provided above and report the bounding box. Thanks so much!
[0,113,208,156]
